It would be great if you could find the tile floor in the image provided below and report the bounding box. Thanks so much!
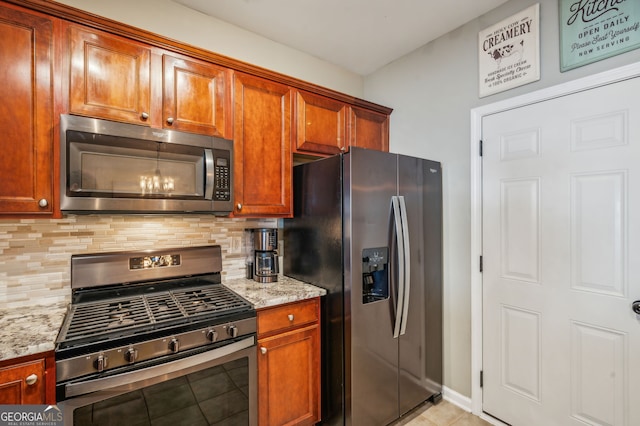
[392,400,492,426]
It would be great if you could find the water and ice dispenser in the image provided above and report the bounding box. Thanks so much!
[362,247,389,304]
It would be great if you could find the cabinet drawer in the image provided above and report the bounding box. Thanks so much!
[257,298,319,338]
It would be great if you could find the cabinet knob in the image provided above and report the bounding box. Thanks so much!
[141,112,149,120]
[25,374,38,386]
[288,314,294,322]
[237,203,242,210]
[38,199,48,208]
[340,147,346,152]
[166,117,174,125]
[260,347,267,355]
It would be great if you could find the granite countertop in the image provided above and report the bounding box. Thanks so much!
[0,302,68,362]
[223,275,326,309]
[0,276,325,362]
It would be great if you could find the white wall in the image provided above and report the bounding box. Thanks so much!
[364,0,640,398]
[55,0,364,97]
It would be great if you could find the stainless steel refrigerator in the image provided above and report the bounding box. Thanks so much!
[284,147,443,426]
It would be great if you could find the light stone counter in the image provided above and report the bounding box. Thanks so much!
[0,302,68,361]
[0,276,324,362]
[223,275,326,309]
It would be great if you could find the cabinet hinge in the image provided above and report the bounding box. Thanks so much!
[479,140,483,157]
[480,370,484,388]
[479,255,483,273]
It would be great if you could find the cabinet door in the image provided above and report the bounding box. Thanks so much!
[0,4,54,215]
[258,325,320,426]
[294,90,347,156]
[349,107,389,152]
[233,73,292,217]
[0,359,46,404]
[163,54,232,137]
[69,25,151,125]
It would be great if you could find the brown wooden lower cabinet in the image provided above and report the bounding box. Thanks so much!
[257,298,321,425]
[0,351,56,405]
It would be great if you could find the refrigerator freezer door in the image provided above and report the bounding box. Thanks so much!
[346,148,400,426]
[397,154,443,416]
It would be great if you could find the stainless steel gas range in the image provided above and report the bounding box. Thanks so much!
[55,245,257,426]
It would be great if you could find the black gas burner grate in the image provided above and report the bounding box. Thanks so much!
[57,284,252,347]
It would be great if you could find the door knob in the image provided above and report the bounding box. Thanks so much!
[632,300,640,315]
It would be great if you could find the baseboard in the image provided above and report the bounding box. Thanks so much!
[442,386,472,412]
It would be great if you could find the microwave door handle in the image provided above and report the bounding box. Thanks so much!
[398,195,411,336]
[204,149,214,200]
[391,196,405,339]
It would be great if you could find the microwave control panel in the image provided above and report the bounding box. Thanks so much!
[213,150,231,201]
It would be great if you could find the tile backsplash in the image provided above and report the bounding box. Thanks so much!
[0,215,277,309]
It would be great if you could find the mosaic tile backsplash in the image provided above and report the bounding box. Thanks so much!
[0,215,278,309]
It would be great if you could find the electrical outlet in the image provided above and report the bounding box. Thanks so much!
[230,236,242,254]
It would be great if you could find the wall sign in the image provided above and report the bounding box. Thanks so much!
[560,0,640,72]
[479,4,540,98]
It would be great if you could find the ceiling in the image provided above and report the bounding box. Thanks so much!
[174,0,509,75]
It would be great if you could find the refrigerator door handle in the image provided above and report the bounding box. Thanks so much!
[398,195,411,336]
[392,196,405,339]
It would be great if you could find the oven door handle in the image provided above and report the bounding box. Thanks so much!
[64,336,255,398]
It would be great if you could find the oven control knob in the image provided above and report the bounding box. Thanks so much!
[207,329,218,342]
[227,325,239,338]
[95,353,108,372]
[169,338,180,353]
[124,347,138,364]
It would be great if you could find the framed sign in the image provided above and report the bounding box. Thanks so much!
[560,0,640,72]
[479,4,540,98]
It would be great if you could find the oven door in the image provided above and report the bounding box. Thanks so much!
[58,337,256,426]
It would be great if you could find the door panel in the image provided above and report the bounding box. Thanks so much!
[163,54,231,137]
[68,25,151,125]
[482,77,640,425]
[0,4,53,214]
[233,73,292,217]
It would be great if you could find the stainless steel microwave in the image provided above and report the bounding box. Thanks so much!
[60,114,233,214]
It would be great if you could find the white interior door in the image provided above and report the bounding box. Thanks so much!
[482,77,640,426]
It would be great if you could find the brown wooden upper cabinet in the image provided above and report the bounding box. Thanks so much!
[0,3,55,216]
[349,106,390,152]
[68,25,152,126]
[233,73,293,218]
[68,25,232,137]
[294,90,347,156]
[162,54,232,137]
[294,91,390,157]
